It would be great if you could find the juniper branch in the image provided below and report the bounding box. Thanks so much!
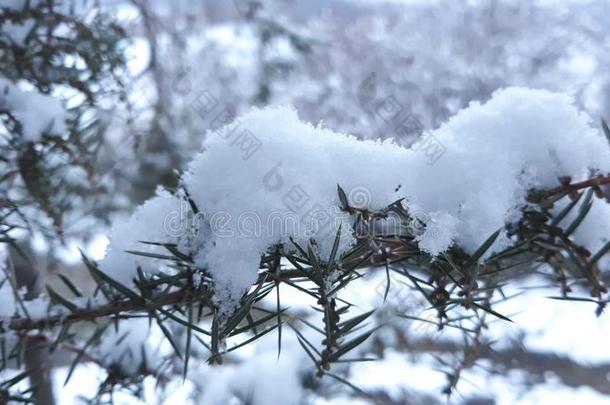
[529,175,610,202]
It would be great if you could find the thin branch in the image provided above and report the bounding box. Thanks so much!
[530,175,610,202]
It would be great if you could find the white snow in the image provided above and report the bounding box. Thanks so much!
[101,188,183,286]
[101,87,610,317]
[197,333,305,405]
[0,77,68,141]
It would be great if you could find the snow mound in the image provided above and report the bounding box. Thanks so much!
[102,87,610,316]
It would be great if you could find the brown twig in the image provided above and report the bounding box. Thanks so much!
[530,175,610,202]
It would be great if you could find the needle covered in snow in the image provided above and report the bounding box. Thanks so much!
[101,87,610,316]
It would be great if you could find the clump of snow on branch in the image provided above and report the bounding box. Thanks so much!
[101,87,610,315]
[421,87,610,253]
[101,189,182,287]
[0,77,67,141]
